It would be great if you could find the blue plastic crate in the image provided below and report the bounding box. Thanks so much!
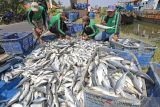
[67,26,76,34]
[75,3,88,10]
[98,47,141,66]
[134,52,154,68]
[111,38,157,68]
[68,12,79,22]
[84,47,144,107]
[73,24,83,32]
[117,51,133,61]
[0,32,33,55]
[68,12,74,22]
[146,63,160,97]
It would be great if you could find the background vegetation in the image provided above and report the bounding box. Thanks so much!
[0,0,25,15]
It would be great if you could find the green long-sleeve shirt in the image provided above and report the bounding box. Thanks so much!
[102,12,121,35]
[82,19,99,38]
[27,6,46,28]
[49,14,66,36]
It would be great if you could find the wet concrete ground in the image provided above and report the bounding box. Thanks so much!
[0,21,32,33]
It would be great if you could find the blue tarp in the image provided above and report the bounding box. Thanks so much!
[141,97,160,107]
[146,63,160,97]
[0,77,22,101]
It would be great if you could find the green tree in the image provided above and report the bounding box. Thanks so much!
[0,0,26,15]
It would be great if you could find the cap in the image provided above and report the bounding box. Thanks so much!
[107,5,116,11]
[82,16,90,22]
[31,2,39,12]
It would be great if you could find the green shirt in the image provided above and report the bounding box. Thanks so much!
[36,0,48,11]
[27,6,46,28]
[49,14,65,36]
[82,19,99,38]
[103,12,120,34]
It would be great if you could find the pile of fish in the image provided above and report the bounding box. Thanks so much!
[0,38,153,107]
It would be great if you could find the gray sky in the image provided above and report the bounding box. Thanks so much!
[54,0,119,7]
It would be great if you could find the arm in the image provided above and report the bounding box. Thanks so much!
[111,12,121,41]
[115,12,121,35]
[57,19,65,36]
[81,26,86,36]
[101,15,105,25]
[101,16,107,25]
[44,0,48,11]
[42,9,46,27]
[27,11,36,28]
[88,26,96,38]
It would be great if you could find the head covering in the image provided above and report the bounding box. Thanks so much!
[31,2,39,11]
[82,16,90,22]
[107,5,116,11]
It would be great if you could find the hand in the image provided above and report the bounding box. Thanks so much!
[35,28,42,34]
[65,35,71,40]
[57,35,62,40]
[80,35,83,39]
[39,38,45,45]
[57,36,62,40]
[43,26,48,31]
[101,22,106,25]
[82,35,89,40]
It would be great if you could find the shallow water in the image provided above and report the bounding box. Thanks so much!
[121,21,160,38]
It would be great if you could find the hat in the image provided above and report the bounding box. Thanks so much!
[107,5,116,11]
[31,2,39,11]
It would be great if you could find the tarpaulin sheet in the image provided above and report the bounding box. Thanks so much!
[146,63,160,97]
[0,77,22,101]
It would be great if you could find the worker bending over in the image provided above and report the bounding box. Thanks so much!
[81,16,99,40]
[27,2,47,44]
[43,10,70,39]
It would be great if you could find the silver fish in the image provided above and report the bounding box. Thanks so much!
[128,73,143,94]
[90,86,119,97]
[7,90,22,107]
[19,82,30,102]
[65,87,75,103]
[15,77,30,88]
[32,97,47,103]
[66,100,77,107]
[23,90,33,106]
[115,72,129,94]
[11,103,23,107]
[30,103,44,107]
[52,94,60,107]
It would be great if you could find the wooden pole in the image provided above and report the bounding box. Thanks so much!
[138,24,140,34]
